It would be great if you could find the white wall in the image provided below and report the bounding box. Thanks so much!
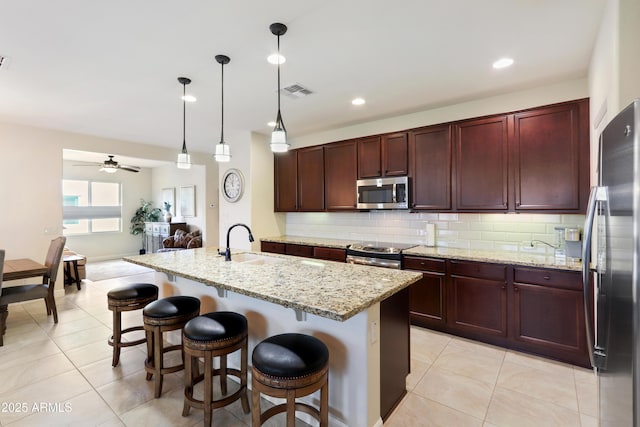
[151,163,210,242]
[0,121,215,262]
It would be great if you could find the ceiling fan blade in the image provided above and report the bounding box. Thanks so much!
[118,166,140,173]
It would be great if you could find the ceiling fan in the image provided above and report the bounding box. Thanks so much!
[74,155,140,173]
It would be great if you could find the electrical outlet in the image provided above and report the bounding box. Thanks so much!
[369,320,378,344]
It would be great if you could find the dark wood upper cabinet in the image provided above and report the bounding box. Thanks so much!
[382,132,408,176]
[357,136,383,178]
[454,115,509,210]
[358,133,408,179]
[513,99,589,212]
[409,125,452,210]
[297,146,325,211]
[274,150,298,212]
[324,140,358,210]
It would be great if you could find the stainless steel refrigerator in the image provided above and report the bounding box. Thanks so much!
[583,99,640,426]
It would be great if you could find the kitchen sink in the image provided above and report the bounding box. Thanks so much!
[231,253,285,265]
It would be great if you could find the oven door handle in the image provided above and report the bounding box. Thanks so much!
[346,255,401,269]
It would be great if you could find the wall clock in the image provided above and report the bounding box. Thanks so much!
[222,168,244,203]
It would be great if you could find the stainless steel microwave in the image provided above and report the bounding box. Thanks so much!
[356,176,409,209]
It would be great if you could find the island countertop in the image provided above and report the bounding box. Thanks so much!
[124,247,421,322]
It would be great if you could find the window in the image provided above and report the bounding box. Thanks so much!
[63,180,122,235]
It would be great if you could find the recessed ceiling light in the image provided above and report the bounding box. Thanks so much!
[267,121,276,127]
[182,95,197,102]
[267,54,286,65]
[493,58,514,69]
[352,98,366,106]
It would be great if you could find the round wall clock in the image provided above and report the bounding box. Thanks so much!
[222,168,244,203]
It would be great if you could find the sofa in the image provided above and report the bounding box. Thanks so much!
[63,247,87,280]
[159,229,202,252]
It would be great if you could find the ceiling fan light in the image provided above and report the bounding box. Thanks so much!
[176,152,191,169]
[100,166,118,173]
[214,143,231,162]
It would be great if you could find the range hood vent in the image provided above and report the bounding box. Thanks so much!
[280,83,313,99]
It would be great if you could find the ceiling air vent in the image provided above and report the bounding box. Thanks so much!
[280,83,313,99]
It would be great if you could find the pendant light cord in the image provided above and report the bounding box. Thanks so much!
[220,61,225,143]
[277,34,281,113]
[182,82,187,153]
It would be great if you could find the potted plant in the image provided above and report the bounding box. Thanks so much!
[130,199,162,254]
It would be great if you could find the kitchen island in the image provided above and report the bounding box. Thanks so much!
[124,247,421,427]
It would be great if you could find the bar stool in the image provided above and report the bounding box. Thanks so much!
[251,333,329,427]
[182,312,250,425]
[143,295,200,398]
[107,283,158,367]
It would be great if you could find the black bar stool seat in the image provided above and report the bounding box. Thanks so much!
[182,312,250,426]
[107,283,158,367]
[143,295,200,398]
[251,333,329,426]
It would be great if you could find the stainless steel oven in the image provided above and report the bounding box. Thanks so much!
[346,242,416,269]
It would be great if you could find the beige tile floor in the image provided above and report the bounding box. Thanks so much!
[0,268,598,426]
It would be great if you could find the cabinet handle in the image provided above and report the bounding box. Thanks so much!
[513,286,517,291]
[543,276,551,280]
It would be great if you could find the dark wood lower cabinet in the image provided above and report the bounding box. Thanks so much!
[512,267,588,366]
[407,257,590,367]
[380,286,410,421]
[404,256,446,329]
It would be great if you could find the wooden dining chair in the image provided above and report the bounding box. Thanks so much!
[0,237,66,346]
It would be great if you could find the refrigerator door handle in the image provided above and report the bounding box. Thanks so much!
[582,186,607,370]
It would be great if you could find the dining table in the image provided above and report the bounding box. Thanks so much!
[2,258,48,282]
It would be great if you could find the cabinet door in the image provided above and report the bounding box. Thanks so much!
[324,140,357,210]
[382,132,408,176]
[274,151,298,212]
[410,125,452,210]
[313,247,346,262]
[449,261,508,337]
[297,146,325,211]
[513,101,586,211]
[404,256,446,328]
[512,267,588,366]
[358,136,382,178]
[455,116,509,210]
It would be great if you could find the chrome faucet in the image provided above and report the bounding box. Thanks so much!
[220,223,254,261]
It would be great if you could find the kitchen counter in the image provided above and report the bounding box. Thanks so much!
[260,235,352,249]
[124,246,420,427]
[262,235,582,271]
[403,246,582,271]
[124,246,421,321]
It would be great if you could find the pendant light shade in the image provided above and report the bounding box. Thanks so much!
[269,22,289,153]
[214,54,231,162]
[177,77,192,169]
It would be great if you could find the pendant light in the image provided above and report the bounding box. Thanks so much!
[269,22,289,153]
[214,55,231,162]
[176,76,192,169]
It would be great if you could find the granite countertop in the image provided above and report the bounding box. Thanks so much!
[124,247,421,322]
[403,246,582,272]
[260,236,353,249]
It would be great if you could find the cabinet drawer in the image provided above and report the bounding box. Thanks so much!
[145,223,154,233]
[313,247,346,262]
[261,241,285,254]
[285,244,314,257]
[152,224,161,235]
[450,260,506,281]
[514,267,582,290]
[403,256,445,273]
[159,224,170,236]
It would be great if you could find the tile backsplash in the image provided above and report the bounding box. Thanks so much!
[285,212,585,255]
